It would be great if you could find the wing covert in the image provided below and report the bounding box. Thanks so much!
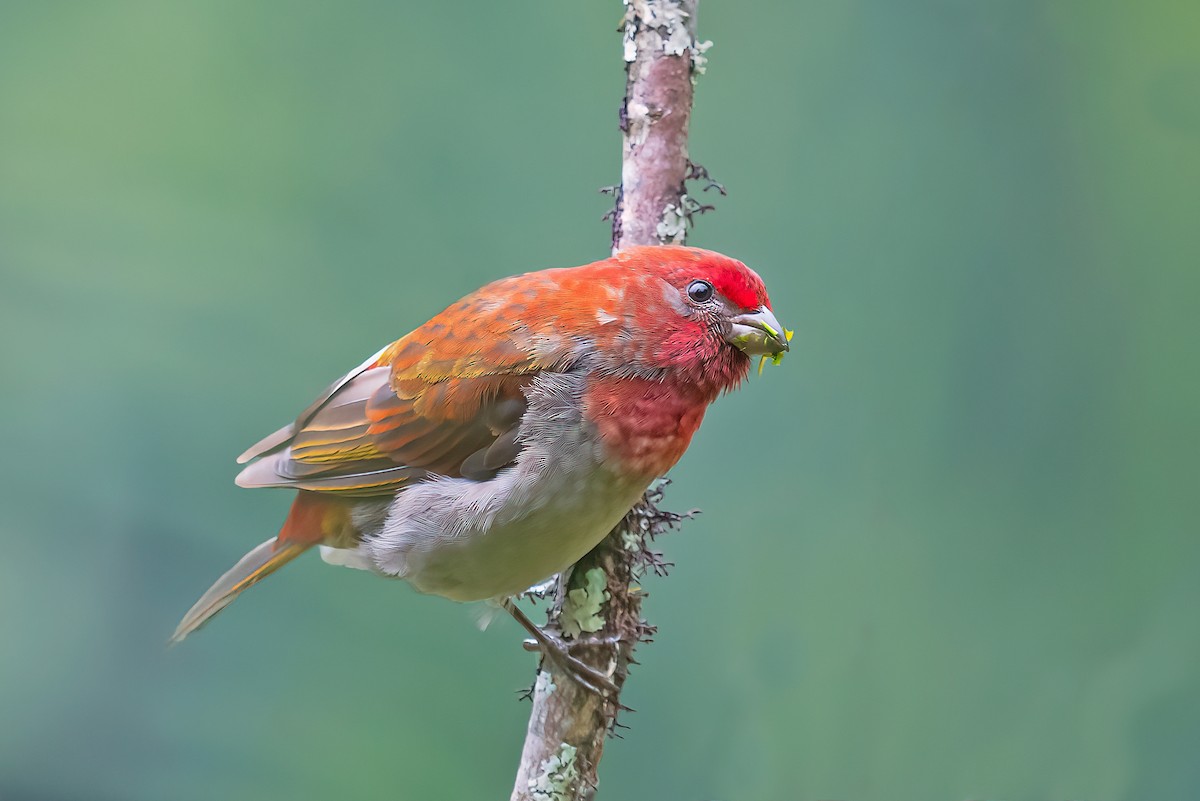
[233,289,568,496]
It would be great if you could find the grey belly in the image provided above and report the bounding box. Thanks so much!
[364,461,650,602]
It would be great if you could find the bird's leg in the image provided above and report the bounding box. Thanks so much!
[502,598,618,697]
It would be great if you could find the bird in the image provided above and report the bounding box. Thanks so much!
[172,245,789,691]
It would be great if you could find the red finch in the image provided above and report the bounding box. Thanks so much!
[173,245,789,686]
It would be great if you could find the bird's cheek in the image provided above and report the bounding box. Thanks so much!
[656,321,719,366]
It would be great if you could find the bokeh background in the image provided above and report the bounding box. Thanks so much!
[2,1,1197,799]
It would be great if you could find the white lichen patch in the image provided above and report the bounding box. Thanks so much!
[624,0,708,63]
[656,199,689,243]
[522,575,558,598]
[640,0,693,56]
[534,669,557,697]
[621,527,642,552]
[529,743,579,801]
[561,567,609,638]
[662,19,693,56]
[623,21,638,62]
[625,100,652,147]
[691,38,713,74]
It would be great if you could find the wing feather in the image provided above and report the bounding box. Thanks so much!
[236,349,390,464]
[233,278,578,497]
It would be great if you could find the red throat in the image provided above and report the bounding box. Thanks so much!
[583,361,746,478]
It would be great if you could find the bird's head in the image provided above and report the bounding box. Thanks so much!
[604,246,791,388]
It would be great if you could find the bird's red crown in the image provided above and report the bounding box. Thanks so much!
[618,245,771,312]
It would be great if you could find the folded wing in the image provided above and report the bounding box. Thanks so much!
[234,284,570,497]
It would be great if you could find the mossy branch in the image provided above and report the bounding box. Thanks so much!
[510,2,708,798]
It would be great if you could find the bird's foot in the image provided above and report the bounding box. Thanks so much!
[522,634,620,698]
[503,599,619,698]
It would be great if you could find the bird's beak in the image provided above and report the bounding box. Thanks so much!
[726,306,791,358]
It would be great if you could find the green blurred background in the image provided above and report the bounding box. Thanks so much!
[1,1,1197,799]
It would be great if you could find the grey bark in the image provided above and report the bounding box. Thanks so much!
[510,2,705,799]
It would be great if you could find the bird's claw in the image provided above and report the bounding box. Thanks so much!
[533,632,620,698]
[504,599,619,697]
[522,634,623,652]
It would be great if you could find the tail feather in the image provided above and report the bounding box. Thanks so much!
[170,538,309,644]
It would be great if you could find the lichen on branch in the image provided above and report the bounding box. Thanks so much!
[612,0,705,253]
[511,3,706,799]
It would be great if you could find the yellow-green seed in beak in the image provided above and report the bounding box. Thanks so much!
[756,327,794,375]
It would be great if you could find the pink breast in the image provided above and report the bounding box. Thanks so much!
[583,375,717,478]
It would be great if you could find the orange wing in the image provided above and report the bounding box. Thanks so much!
[235,276,572,497]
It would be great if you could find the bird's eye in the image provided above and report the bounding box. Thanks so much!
[687,280,714,303]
